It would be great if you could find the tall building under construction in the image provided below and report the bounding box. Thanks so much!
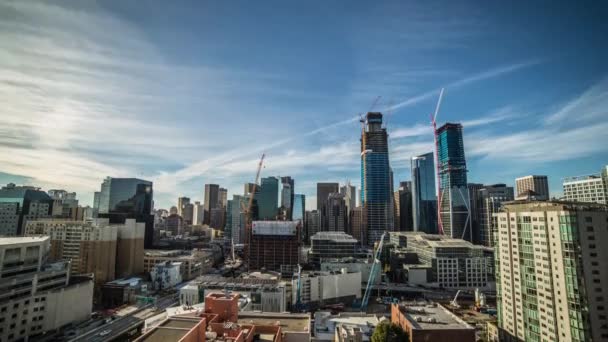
[436,123,471,241]
[360,112,392,244]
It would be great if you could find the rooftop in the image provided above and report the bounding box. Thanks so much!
[396,303,474,331]
[238,312,310,333]
[136,317,203,342]
[502,200,608,212]
[0,236,49,246]
[311,231,358,243]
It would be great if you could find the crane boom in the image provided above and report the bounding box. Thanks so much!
[431,89,445,235]
[246,153,265,270]
[361,231,387,310]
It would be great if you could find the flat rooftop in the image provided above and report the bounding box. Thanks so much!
[238,312,310,333]
[398,303,474,331]
[137,317,202,342]
[0,236,48,246]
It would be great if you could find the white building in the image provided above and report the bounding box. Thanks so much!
[320,258,380,284]
[314,311,383,342]
[292,270,361,307]
[563,173,607,204]
[0,237,94,342]
[150,261,183,290]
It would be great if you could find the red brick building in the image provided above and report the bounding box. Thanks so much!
[391,303,475,342]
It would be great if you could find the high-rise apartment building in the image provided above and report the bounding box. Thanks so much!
[293,194,305,221]
[436,123,471,241]
[0,184,53,236]
[515,175,549,200]
[203,184,220,224]
[411,153,437,234]
[473,184,513,247]
[339,184,357,215]
[0,237,94,342]
[563,170,607,204]
[323,193,347,233]
[494,201,608,342]
[95,177,154,248]
[257,177,278,220]
[361,112,392,244]
[394,181,413,232]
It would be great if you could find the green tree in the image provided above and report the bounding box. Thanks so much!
[371,321,408,342]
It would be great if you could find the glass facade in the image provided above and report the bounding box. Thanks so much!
[411,152,437,234]
[292,194,305,221]
[257,177,278,220]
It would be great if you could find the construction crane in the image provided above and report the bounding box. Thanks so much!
[245,153,265,271]
[450,290,462,309]
[430,88,445,235]
[295,264,303,311]
[360,231,387,311]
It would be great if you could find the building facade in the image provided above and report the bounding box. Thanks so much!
[0,184,53,236]
[248,221,300,274]
[292,194,305,222]
[292,270,361,308]
[494,201,608,342]
[436,123,471,241]
[305,210,320,243]
[309,232,358,265]
[339,184,357,214]
[281,176,294,220]
[361,112,392,245]
[394,181,413,232]
[515,175,549,200]
[203,184,220,225]
[322,193,347,233]
[474,184,514,247]
[258,177,279,220]
[563,174,607,204]
[411,152,437,234]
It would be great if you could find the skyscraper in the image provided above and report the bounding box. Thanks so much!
[339,183,356,214]
[0,183,53,236]
[219,187,228,207]
[411,152,438,234]
[394,181,413,232]
[257,177,279,220]
[204,184,220,224]
[178,196,193,224]
[292,194,305,221]
[515,175,549,200]
[281,176,294,220]
[495,201,608,342]
[316,183,339,210]
[305,210,320,242]
[192,201,204,225]
[467,183,484,243]
[473,184,513,247]
[361,112,392,244]
[96,177,154,248]
[323,192,347,232]
[436,123,471,241]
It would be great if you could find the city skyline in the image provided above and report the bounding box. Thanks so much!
[1,1,607,210]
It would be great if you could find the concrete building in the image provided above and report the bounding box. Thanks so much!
[320,257,380,284]
[192,201,204,225]
[143,249,213,281]
[0,237,94,342]
[203,184,220,225]
[219,187,228,208]
[360,113,393,244]
[180,274,288,312]
[473,184,514,247]
[314,311,383,342]
[209,206,225,230]
[138,293,310,342]
[310,232,358,265]
[515,175,549,200]
[292,270,361,308]
[563,173,607,204]
[115,218,146,278]
[164,213,183,236]
[391,303,475,342]
[350,206,364,245]
[248,221,300,274]
[226,194,250,244]
[389,232,493,289]
[150,261,182,290]
[322,193,347,233]
[0,183,53,236]
[494,201,608,342]
[305,210,320,242]
[339,184,357,215]
[411,152,438,234]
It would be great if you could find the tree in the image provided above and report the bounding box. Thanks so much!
[371,321,408,342]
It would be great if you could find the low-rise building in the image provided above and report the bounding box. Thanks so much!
[391,303,475,342]
[101,277,145,308]
[0,237,94,342]
[292,270,361,309]
[320,257,380,284]
[314,311,384,341]
[150,261,182,290]
[143,249,213,281]
[310,231,358,265]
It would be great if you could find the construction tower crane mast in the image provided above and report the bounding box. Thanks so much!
[360,231,387,310]
[246,153,265,270]
[430,88,445,235]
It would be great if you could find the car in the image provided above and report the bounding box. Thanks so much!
[99,330,111,337]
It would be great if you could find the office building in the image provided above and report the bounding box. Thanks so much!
[0,237,94,342]
[350,206,364,245]
[361,112,392,244]
[563,173,607,204]
[226,194,255,244]
[0,183,53,236]
[164,213,183,235]
[310,232,358,265]
[209,207,225,230]
[317,183,339,211]
[177,196,189,218]
[219,187,228,208]
[143,249,214,281]
[494,201,608,342]
[248,221,300,273]
[281,176,294,220]
[95,177,154,248]
[48,189,80,219]
[515,175,549,200]
[473,184,514,247]
[394,181,413,232]
[244,182,258,196]
[436,123,471,241]
[391,303,475,342]
[293,194,305,222]
[291,270,361,308]
[339,183,357,214]
[467,182,484,244]
[258,177,279,220]
[203,184,219,224]
[192,201,204,225]
[389,232,493,289]
[305,210,320,242]
[411,152,437,234]
[322,193,347,232]
[177,196,193,224]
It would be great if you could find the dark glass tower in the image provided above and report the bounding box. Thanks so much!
[96,177,154,247]
[436,123,471,241]
[204,184,220,224]
[361,112,392,245]
[411,152,438,233]
[257,176,278,220]
[292,194,305,221]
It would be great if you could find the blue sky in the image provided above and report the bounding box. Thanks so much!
[1,0,607,209]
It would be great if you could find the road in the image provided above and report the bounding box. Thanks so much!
[71,316,144,342]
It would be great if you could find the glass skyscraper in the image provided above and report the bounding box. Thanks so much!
[96,177,154,247]
[411,153,437,234]
[361,112,392,244]
[257,176,278,220]
[436,123,471,241]
[292,194,305,221]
